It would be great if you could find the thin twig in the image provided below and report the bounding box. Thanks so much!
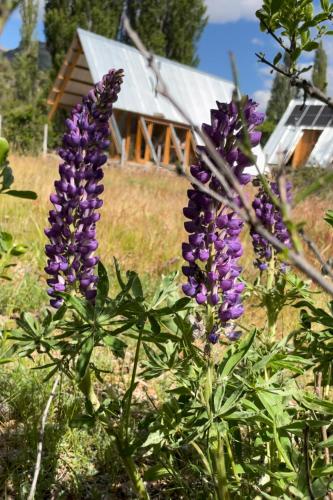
[28,375,61,500]
[300,229,333,280]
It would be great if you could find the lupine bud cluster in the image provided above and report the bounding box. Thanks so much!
[45,69,123,308]
[251,180,292,271]
[182,98,264,343]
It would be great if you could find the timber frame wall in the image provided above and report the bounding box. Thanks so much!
[47,34,196,169]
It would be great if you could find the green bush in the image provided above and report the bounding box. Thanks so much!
[3,103,46,155]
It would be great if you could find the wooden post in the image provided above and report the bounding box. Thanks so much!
[43,124,48,157]
[183,129,191,170]
[163,126,171,164]
[144,121,154,161]
[135,118,142,162]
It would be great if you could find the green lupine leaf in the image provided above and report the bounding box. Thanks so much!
[76,335,94,379]
[95,261,109,309]
[218,329,256,378]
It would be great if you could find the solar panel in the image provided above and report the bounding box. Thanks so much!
[314,106,333,127]
[285,104,333,128]
[300,105,322,126]
[285,105,304,125]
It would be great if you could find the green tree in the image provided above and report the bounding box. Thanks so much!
[12,0,39,102]
[312,41,327,93]
[163,0,207,66]
[124,0,207,66]
[265,53,294,125]
[44,0,124,73]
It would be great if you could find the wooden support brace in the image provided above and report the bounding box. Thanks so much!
[140,117,159,165]
[144,121,154,161]
[110,114,122,154]
[125,114,132,159]
[170,125,184,164]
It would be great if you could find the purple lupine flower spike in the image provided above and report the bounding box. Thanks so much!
[45,69,124,308]
[182,97,264,344]
[251,180,292,271]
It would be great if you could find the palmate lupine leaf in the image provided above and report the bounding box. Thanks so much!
[217,328,256,378]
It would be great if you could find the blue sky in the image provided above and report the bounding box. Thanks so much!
[0,0,324,110]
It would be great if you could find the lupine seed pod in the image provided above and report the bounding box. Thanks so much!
[45,69,124,308]
[251,180,292,271]
[182,97,264,344]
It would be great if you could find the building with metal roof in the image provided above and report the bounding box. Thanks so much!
[264,99,333,168]
[47,28,238,168]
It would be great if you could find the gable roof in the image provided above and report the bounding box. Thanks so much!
[264,99,333,167]
[48,28,234,127]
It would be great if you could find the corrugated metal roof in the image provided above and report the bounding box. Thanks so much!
[264,99,333,167]
[77,28,234,127]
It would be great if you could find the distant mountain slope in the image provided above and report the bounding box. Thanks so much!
[0,41,51,70]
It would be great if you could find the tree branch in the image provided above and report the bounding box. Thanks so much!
[256,52,333,109]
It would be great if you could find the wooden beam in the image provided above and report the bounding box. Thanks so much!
[48,36,83,120]
[170,125,184,164]
[163,126,171,164]
[144,121,154,161]
[140,117,159,164]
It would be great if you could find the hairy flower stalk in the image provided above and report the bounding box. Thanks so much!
[182,98,264,344]
[45,69,123,308]
[251,180,292,271]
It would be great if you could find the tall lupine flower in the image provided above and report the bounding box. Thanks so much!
[182,98,264,344]
[251,180,292,271]
[45,69,124,308]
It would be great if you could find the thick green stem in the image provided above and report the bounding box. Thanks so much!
[116,435,150,500]
[213,433,230,500]
[224,433,240,484]
[266,257,277,341]
[78,368,100,411]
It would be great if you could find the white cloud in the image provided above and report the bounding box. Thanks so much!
[253,89,271,111]
[205,0,262,23]
[251,37,264,46]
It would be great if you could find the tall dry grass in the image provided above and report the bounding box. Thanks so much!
[0,154,332,330]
